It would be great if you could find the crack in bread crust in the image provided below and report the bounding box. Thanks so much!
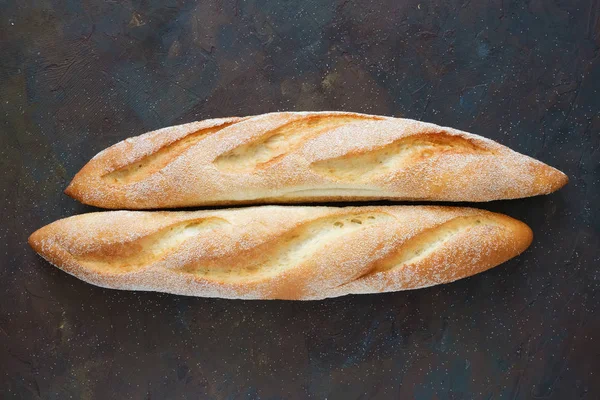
[74,217,229,273]
[177,212,393,283]
[310,133,494,181]
[213,114,380,172]
[104,120,241,183]
[372,215,499,274]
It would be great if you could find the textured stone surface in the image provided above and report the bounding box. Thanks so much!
[1,0,598,398]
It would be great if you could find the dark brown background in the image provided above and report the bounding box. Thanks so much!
[1,0,599,399]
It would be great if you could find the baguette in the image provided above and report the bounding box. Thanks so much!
[65,112,568,209]
[29,206,533,300]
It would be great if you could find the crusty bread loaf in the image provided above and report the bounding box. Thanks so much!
[64,112,568,209]
[29,206,533,300]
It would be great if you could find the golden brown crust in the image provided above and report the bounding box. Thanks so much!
[29,206,533,300]
[64,112,568,209]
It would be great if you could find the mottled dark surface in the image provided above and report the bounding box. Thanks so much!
[1,0,599,399]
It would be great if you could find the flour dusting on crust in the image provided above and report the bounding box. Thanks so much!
[28,206,533,300]
[64,112,567,208]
